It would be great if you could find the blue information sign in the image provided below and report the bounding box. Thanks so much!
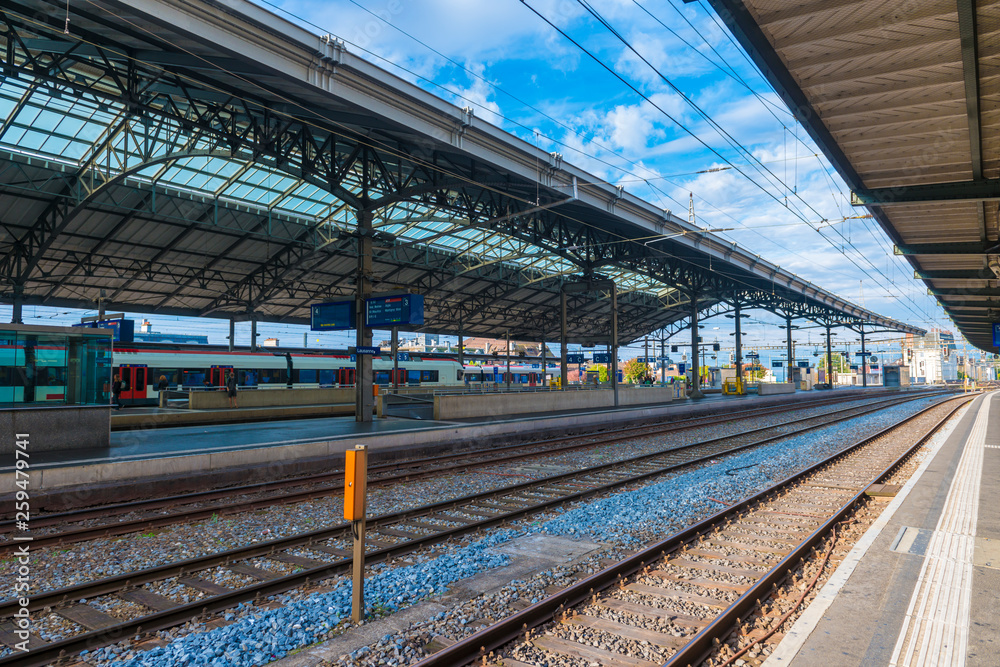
[677,363,686,374]
[565,354,585,364]
[396,352,410,362]
[310,300,355,331]
[994,323,1000,347]
[771,360,783,368]
[355,346,382,355]
[593,352,611,364]
[797,361,810,368]
[366,294,425,328]
[73,318,135,342]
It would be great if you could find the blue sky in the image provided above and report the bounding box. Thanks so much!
[6,0,966,360]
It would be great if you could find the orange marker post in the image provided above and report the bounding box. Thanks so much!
[344,444,367,622]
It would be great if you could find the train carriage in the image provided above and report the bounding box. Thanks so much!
[109,342,464,406]
[462,363,555,387]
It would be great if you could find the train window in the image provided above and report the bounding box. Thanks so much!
[318,369,335,386]
[259,369,285,384]
[298,369,317,384]
[408,370,420,384]
[240,370,258,387]
[420,370,439,382]
[457,369,463,381]
[152,368,182,385]
[183,371,206,386]
[374,370,391,385]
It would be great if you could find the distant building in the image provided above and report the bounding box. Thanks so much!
[461,337,555,358]
[262,338,279,348]
[132,318,209,345]
[905,329,958,383]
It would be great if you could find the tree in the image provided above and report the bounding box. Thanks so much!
[586,364,609,383]
[817,353,849,374]
[622,358,648,384]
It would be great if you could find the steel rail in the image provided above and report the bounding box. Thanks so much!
[662,396,977,666]
[0,393,926,611]
[0,393,928,550]
[410,394,972,667]
[0,394,948,666]
[1,389,911,530]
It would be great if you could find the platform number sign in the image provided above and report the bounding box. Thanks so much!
[994,322,1000,347]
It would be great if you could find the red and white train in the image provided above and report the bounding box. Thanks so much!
[108,342,465,405]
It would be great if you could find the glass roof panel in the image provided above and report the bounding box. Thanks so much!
[0,76,674,304]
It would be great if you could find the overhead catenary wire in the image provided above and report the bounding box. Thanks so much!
[675,0,940,326]
[11,4,932,336]
[262,0,938,328]
[547,0,939,327]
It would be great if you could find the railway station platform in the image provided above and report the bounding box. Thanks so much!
[767,390,999,667]
[109,401,354,430]
[0,386,938,504]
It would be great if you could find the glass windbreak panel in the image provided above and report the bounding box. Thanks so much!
[12,333,69,405]
[67,336,112,406]
[0,331,15,408]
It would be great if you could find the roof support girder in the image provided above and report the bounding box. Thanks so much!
[895,241,1000,255]
[852,180,1000,206]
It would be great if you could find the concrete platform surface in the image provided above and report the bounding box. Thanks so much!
[18,386,903,470]
[767,390,999,667]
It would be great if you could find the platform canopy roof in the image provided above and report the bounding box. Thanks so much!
[0,0,924,343]
[703,0,999,352]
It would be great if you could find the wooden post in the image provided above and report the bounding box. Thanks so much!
[344,445,368,622]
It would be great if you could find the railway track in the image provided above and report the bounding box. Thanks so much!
[0,392,949,664]
[0,391,938,550]
[411,395,974,667]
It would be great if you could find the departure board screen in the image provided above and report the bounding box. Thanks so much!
[366,294,424,328]
[310,300,356,330]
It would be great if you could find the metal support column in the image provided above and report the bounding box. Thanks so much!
[560,289,568,390]
[611,283,618,406]
[391,327,399,393]
[644,337,649,382]
[505,330,511,392]
[10,284,23,324]
[457,324,464,367]
[228,318,235,352]
[355,209,374,422]
[689,294,704,399]
[250,314,257,353]
[540,337,547,387]
[734,303,743,387]
[660,337,666,383]
[786,315,794,384]
[860,330,867,388]
[826,325,834,389]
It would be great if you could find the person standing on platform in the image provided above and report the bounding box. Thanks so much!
[227,371,238,408]
[112,374,123,410]
[157,375,168,392]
